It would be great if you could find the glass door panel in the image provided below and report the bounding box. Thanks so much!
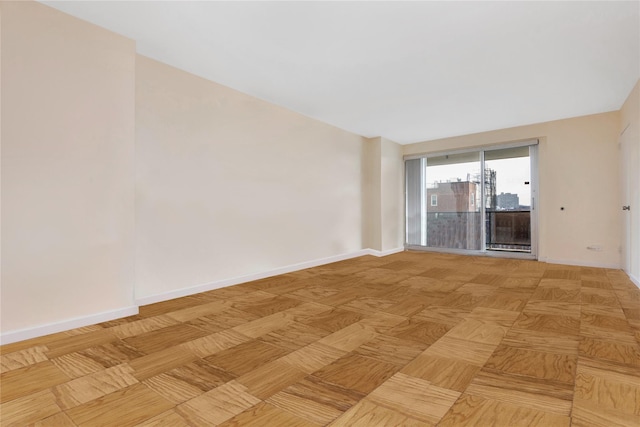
[425,152,481,250]
[484,146,532,252]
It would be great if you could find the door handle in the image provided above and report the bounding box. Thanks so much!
[623,206,630,211]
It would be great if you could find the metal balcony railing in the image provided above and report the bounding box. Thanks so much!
[424,210,531,252]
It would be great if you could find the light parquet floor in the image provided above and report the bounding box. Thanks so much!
[2,251,640,426]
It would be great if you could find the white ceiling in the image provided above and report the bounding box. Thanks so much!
[42,1,639,144]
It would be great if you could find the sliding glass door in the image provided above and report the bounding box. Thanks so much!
[484,146,532,253]
[406,142,537,258]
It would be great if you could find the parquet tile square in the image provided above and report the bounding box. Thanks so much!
[386,318,451,345]
[530,285,581,303]
[52,363,139,409]
[123,324,210,354]
[523,300,581,318]
[268,388,344,425]
[297,308,363,333]
[233,295,304,317]
[109,314,180,339]
[175,380,261,426]
[2,251,640,426]
[401,353,481,392]
[138,296,208,318]
[542,269,581,280]
[235,359,306,399]
[571,399,640,427]
[439,291,486,310]
[44,329,117,359]
[0,389,61,427]
[129,346,198,381]
[258,321,331,352]
[339,296,397,315]
[312,353,400,394]
[203,340,290,376]
[379,296,434,316]
[79,339,148,368]
[0,361,70,403]
[231,311,293,338]
[420,267,456,279]
[329,397,427,427]
[135,409,190,427]
[469,273,508,286]
[0,345,48,374]
[185,309,259,334]
[276,342,344,375]
[439,393,571,426]
[165,300,230,323]
[32,412,78,427]
[367,372,460,423]
[356,311,407,334]
[50,352,106,379]
[465,307,520,327]
[284,286,340,302]
[444,318,508,345]
[582,279,614,289]
[465,368,574,415]
[423,336,497,366]
[267,375,364,425]
[579,336,640,367]
[479,290,530,311]
[353,333,427,366]
[65,383,174,427]
[218,401,321,427]
[512,312,581,336]
[316,322,378,351]
[582,288,622,307]
[500,277,540,289]
[484,343,577,383]
[162,359,236,392]
[179,329,251,358]
[574,361,640,416]
[412,305,471,326]
[142,372,204,404]
[502,327,579,355]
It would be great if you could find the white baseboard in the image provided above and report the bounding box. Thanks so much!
[136,248,396,306]
[366,247,405,257]
[538,257,620,270]
[627,272,640,289]
[0,305,139,346]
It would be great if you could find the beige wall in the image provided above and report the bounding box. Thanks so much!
[380,138,404,251]
[620,80,639,284]
[361,138,381,250]
[360,137,404,252]
[404,111,622,268]
[135,56,366,301]
[1,2,136,336]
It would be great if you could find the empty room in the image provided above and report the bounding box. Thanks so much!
[1,1,639,426]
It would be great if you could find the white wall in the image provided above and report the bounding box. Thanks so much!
[620,80,639,285]
[135,55,366,302]
[404,111,622,268]
[1,1,136,339]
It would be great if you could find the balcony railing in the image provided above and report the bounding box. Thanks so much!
[486,210,531,251]
[424,210,531,252]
